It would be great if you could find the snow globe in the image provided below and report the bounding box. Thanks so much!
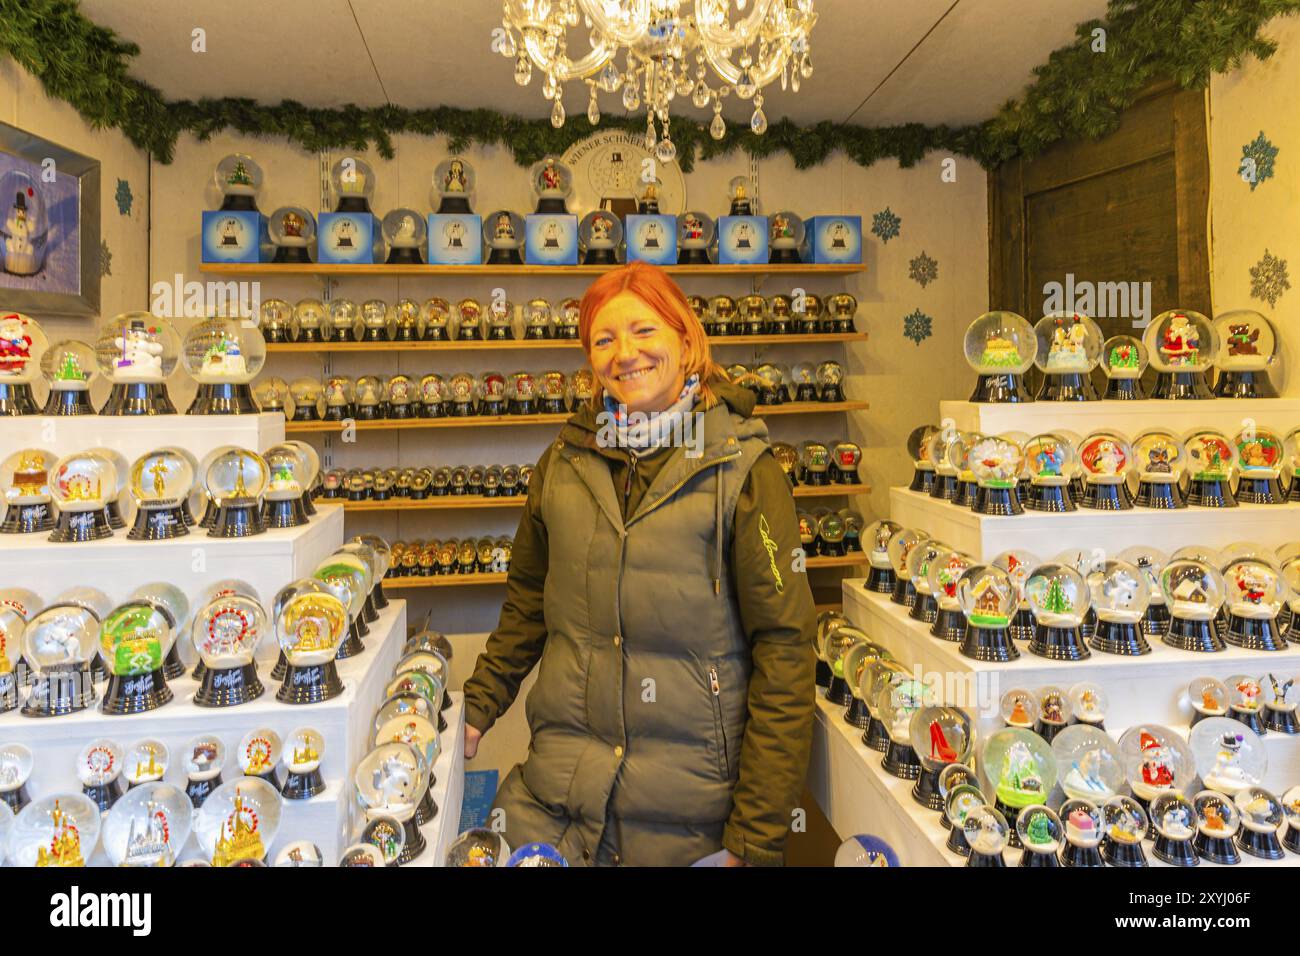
[10,793,100,867]
[963,805,1010,868]
[0,743,32,813]
[1100,796,1149,867]
[963,310,1036,402]
[909,706,974,810]
[675,210,714,265]
[1144,309,1217,399]
[382,208,427,264]
[1086,559,1151,655]
[906,537,950,624]
[237,728,281,789]
[1077,431,1132,509]
[445,827,511,867]
[182,735,227,808]
[530,156,573,214]
[907,424,940,493]
[1147,792,1198,866]
[992,549,1039,642]
[283,727,325,800]
[1234,425,1285,504]
[1129,429,1185,509]
[1221,559,1286,651]
[1121,723,1195,829]
[822,624,866,706]
[981,727,1057,844]
[1033,312,1101,400]
[1159,557,1226,652]
[266,205,315,264]
[768,210,805,264]
[1263,673,1297,734]
[1053,724,1124,803]
[390,298,423,343]
[887,528,928,608]
[421,297,452,343]
[294,297,328,343]
[1016,805,1063,867]
[312,556,369,660]
[1021,433,1078,512]
[956,564,1018,662]
[1035,686,1070,742]
[254,375,290,416]
[326,298,360,342]
[927,428,962,502]
[77,738,124,812]
[943,783,986,857]
[360,299,392,343]
[860,659,906,753]
[485,210,525,265]
[1,447,56,534]
[1213,309,1278,397]
[257,298,293,344]
[355,742,429,863]
[1226,674,1266,736]
[879,675,936,780]
[1281,785,1300,855]
[432,157,475,214]
[1282,428,1300,503]
[936,763,979,829]
[1024,563,1091,660]
[103,781,192,866]
[48,451,115,542]
[815,360,845,403]
[122,738,167,788]
[1191,718,1266,797]
[1115,545,1169,638]
[39,339,97,416]
[1100,335,1148,399]
[1058,798,1105,868]
[1188,677,1229,725]
[862,520,900,593]
[927,549,975,641]
[194,777,281,866]
[1234,786,1285,860]
[944,431,982,508]
[578,210,623,265]
[969,434,1023,515]
[0,312,47,415]
[126,448,192,541]
[1192,789,1242,865]
[214,154,262,211]
[182,317,266,415]
[329,156,374,214]
[204,448,268,538]
[191,591,265,708]
[827,293,858,334]
[1000,688,1039,730]
[831,836,896,868]
[98,600,175,715]
[274,579,347,704]
[94,313,180,415]
[282,377,320,422]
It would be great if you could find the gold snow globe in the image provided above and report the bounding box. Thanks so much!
[330,156,375,214]
[456,298,484,341]
[290,297,326,343]
[1,447,55,534]
[267,206,315,264]
[422,296,452,342]
[283,727,325,800]
[127,448,192,540]
[205,448,268,537]
[194,777,281,867]
[11,793,100,867]
[48,451,115,542]
[327,297,360,342]
[285,376,321,421]
[274,578,347,703]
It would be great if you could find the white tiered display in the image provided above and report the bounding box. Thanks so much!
[812,396,1300,867]
[0,412,464,866]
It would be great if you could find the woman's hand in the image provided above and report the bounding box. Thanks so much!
[465,724,483,759]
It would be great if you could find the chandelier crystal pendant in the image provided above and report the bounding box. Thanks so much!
[497,1,817,162]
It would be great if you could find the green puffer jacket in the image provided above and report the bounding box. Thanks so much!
[462,380,816,866]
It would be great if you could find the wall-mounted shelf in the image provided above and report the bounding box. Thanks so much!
[266,331,870,353]
[284,401,869,433]
[203,262,864,278]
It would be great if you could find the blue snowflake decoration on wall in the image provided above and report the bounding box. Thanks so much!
[871,207,901,243]
[114,178,133,215]
[908,251,938,288]
[1239,131,1278,191]
[903,309,932,345]
[1250,249,1290,308]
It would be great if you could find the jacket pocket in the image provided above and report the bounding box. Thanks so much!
[707,663,730,780]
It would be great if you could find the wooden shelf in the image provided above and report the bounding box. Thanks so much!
[203,262,864,278]
[386,573,508,588]
[806,554,869,569]
[265,331,869,353]
[284,401,868,433]
[792,485,871,498]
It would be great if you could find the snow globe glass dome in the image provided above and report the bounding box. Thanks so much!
[981,727,1057,831]
[530,156,574,213]
[909,706,975,810]
[181,317,265,414]
[1024,563,1091,660]
[1021,433,1078,513]
[1281,785,1300,855]
[191,592,266,708]
[1192,789,1243,864]
[445,827,511,867]
[39,339,97,416]
[926,548,975,640]
[822,625,867,706]
[360,299,392,343]
[831,835,897,868]
[1053,724,1124,802]
[391,298,421,340]
[963,311,1036,402]
[1100,795,1149,866]
[0,743,32,813]
[968,434,1023,515]
[355,742,429,861]
[126,447,193,541]
[204,448,268,538]
[103,781,192,866]
[10,793,100,867]
[1086,559,1150,656]
[1059,798,1105,862]
[214,154,263,211]
[313,554,370,656]
[267,206,315,263]
[768,211,805,264]
[257,298,291,345]
[0,312,49,416]
[98,600,175,714]
[285,298,325,345]
[76,738,124,811]
[1016,804,1063,862]
[1033,312,1102,400]
[1233,785,1286,860]
[94,313,181,415]
[0,174,49,277]
[381,208,427,265]
[329,156,375,213]
[1212,308,1277,397]
[1184,429,1238,507]
[1160,557,1226,652]
[1068,682,1108,725]
[432,157,475,213]
[676,211,715,265]
[48,451,115,542]
[1148,792,1198,864]
[1077,431,1132,509]
[281,376,320,422]
[1100,335,1148,399]
[325,298,359,343]
[992,549,1039,641]
[1,447,56,535]
[194,777,281,866]
[274,578,347,704]
[1190,717,1266,796]
[886,528,929,607]
[1220,558,1286,651]
[282,727,326,800]
[485,210,525,265]
[1234,425,1285,504]
[1188,677,1229,723]
[1226,674,1266,734]
[906,423,940,493]
[1129,429,1185,509]
[943,430,982,506]
[878,675,936,779]
[906,537,951,624]
[956,565,1018,661]
[578,210,623,266]
[862,519,901,593]
[261,443,308,529]
[1143,309,1217,399]
[962,805,1010,865]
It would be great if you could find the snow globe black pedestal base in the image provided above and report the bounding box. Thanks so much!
[864,565,896,593]
[1089,619,1150,656]
[1224,614,1286,652]
[43,388,95,415]
[1028,625,1090,661]
[1135,479,1184,509]
[100,668,173,715]
[194,662,264,707]
[1025,482,1074,512]
[187,382,258,415]
[101,382,177,416]
[960,624,1019,662]
[1162,617,1224,653]
[970,373,1031,403]
[1185,477,1237,507]
[1235,475,1285,504]
[276,661,344,704]
[1151,371,1213,400]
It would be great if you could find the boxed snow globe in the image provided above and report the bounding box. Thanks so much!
[94,313,180,415]
[1130,429,1186,509]
[39,340,97,416]
[1021,432,1078,512]
[1144,309,1217,399]
[963,310,1036,402]
[1212,309,1278,397]
[1233,426,1285,504]
[1085,559,1151,656]
[1024,563,1091,660]
[1033,312,1101,400]
[1100,335,1148,399]
[1184,429,1238,507]
[1159,558,1226,652]
[956,565,1018,662]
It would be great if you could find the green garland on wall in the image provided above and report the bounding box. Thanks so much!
[1,0,1297,170]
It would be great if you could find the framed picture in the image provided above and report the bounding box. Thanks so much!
[0,120,101,318]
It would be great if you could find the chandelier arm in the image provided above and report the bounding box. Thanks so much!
[702,40,787,88]
[522,32,617,81]
[692,0,781,48]
[578,0,655,46]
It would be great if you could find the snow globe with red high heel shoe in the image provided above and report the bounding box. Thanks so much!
[909,705,973,810]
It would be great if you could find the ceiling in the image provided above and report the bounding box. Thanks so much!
[80,0,1111,127]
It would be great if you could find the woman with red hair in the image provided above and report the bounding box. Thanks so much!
[462,261,816,866]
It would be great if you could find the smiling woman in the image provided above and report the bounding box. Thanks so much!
[461,261,818,867]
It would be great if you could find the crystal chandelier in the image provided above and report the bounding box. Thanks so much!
[496,1,818,163]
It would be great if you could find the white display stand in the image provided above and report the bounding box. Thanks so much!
[0,412,285,473]
[409,694,467,867]
[939,398,1300,438]
[890,486,1300,560]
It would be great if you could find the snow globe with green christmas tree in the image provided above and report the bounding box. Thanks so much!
[40,339,98,416]
[1101,334,1148,399]
[1024,563,1091,661]
[963,310,1036,402]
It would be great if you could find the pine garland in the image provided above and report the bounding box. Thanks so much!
[1,0,1297,171]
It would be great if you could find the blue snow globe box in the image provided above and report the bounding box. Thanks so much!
[626,214,677,265]
[524,214,578,266]
[428,214,482,265]
[805,215,862,264]
[717,216,769,265]
[201,153,266,264]
[318,156,378,264]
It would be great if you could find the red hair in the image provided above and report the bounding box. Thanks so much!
[578,261,726,407]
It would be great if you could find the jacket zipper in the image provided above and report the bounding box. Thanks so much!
[623,450,638,505]
[626,450,741,528]
[709,664,729,778]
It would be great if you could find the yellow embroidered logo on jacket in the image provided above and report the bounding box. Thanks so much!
[758,514,785,593]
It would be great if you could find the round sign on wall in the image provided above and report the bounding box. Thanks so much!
[562,129,687,220]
